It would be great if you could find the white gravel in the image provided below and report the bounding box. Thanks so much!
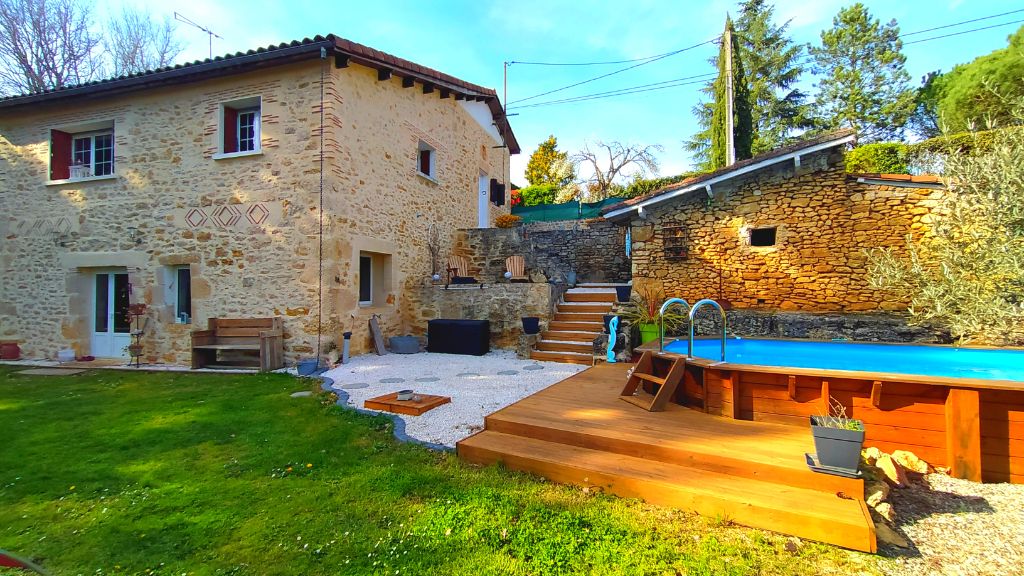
[321,350,587,448]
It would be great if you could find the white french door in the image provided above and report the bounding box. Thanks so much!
[91,271,131,358]
[478,173,489,228]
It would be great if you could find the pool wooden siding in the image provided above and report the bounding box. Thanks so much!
[689,361,1024,484]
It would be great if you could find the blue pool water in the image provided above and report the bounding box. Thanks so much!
[662,338,1024,382]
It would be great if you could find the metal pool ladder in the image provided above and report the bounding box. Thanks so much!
[688,299,727,361]
[658,298,690,352]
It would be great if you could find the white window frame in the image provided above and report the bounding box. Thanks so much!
[71,130,114,178]
[236,108,260,153]
[417,140,436,179]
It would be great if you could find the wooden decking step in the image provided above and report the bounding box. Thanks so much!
[558,302,614,313]
[544,331,600,342]
[537,340,591,353]
[458,431,875,552]
[529,350,593,365]
[633,372,666,386]
[549,321,603,332]
[554,312,606,322]
[563,291,617,303]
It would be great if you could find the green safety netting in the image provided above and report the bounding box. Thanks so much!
[512,197,626,222]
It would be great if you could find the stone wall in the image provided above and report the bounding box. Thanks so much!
[629,148,944,313]
[0,59,510,363]
[452,218,630,284]
[688,310,945,343]
[406,280,558,348]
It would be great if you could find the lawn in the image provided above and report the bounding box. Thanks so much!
[0,366,880,575]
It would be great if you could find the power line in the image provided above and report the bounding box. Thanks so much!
[903,18,1024,45]
[901,7,1024,37]
[510,76,714,110]
[508,73,715,109]
[510,49,691,67]
[506,37,718,105]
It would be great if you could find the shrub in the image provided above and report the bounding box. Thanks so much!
[620,172,706,199]
[517,184,560,207]
[845,142,910,174]
[494,214,522,228]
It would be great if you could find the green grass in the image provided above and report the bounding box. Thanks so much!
[0,367,880,575]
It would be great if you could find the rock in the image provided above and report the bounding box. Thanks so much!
[876,454,909,487]
[892,450,931,474]
[862,446,883,467]
[874,523,910,548]
[865,480,890,507]
[874,501,896,522]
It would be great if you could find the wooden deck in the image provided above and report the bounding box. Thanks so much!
[457,363,876,552]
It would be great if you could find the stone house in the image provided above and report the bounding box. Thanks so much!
[603,130,947,340]
[0,34,519,364]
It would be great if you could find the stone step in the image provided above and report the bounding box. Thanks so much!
[529,350,593,365]
[536,340,592,353]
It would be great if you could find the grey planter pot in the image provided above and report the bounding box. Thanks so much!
[809,416,865,474]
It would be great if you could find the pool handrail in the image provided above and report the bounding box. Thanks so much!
[688,299,727,361]
[658,298,690,352]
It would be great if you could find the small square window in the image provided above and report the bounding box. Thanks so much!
[750,227,778,247]
[221,97,261,154]
[50,123,115,180]
[417,140,435,178]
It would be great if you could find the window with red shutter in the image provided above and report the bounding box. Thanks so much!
[50,130,72,180]
[416,140,435,178]
[223,106,238,153]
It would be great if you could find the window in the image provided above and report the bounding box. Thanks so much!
[220,96,261,155]
[417,140,435,178]
[359,255,373,305]
[164,266,192,323]
[358,251,393,307]
[750,227,778,247]
[49,122,115,181]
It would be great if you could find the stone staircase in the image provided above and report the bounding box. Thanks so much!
[530,284,620,365]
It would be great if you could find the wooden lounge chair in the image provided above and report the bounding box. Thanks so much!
[505,255,528,282]
[445,255,477,284]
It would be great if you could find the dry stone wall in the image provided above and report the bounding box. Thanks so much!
[452,219,630,284]
[0,60,510,363]
[629,149,944,314]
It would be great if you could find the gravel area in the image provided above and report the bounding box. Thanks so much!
[881,473,1024,576]
[322,350,587,448]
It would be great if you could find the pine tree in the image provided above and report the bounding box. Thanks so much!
[524,135,573,186]
[688,16,753,170]
[735,0,809,154]
[809,3,915,142]
[687,7,791,170]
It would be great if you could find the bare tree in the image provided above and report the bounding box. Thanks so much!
[0,0,103,95]
[105,7,183,76]
[572,141,663,201]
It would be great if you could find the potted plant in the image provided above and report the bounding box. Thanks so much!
[809,397,866,476]
[521,316,540,335]
[619,287,686,344]
[125,343,144,357]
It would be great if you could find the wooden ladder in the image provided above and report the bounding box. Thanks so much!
[619,350,687,412]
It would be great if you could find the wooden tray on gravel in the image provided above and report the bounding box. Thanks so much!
[364,392,451,416]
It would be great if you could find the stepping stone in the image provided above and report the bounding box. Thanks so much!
[380,377,405,384]
[290,391,313,398]
[415,376,440,383]
[497,370,518,376]
[337,382,369,390]
[16,368,86,376]
[456,372,480,378]
[523,364,544,371]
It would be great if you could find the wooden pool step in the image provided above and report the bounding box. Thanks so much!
[458,431,876,552]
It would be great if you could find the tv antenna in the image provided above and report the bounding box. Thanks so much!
[173,12,223,59]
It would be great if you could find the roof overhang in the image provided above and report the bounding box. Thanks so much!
[854,176,945,190]
[603,132,856,221]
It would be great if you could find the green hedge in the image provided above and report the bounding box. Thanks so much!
[517,184,560,207]
[845,142,910,174]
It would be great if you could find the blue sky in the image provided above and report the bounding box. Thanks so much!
[114,0,1023,184]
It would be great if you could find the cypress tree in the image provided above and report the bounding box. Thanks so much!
[703,16,753,170]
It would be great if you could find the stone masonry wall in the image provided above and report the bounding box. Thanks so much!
[0,59,510,363]
[406,280,558,348]
[629,148,944,314]
[452,219,630,284]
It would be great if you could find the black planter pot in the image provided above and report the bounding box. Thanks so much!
[615,285,632,303]
[521,316,540,335]
[809,416,865,474]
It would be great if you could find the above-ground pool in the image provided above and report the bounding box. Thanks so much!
[662,337,1024,383]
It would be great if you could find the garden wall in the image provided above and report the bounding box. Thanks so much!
[452,219,630,284]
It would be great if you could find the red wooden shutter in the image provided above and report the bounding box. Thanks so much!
[50,129,71,180]
[419,149,431,175]
[223,107,238,153]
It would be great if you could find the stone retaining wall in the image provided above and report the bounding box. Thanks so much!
[452,218,630,284]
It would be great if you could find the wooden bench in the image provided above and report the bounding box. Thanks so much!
[191,317,284,372]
